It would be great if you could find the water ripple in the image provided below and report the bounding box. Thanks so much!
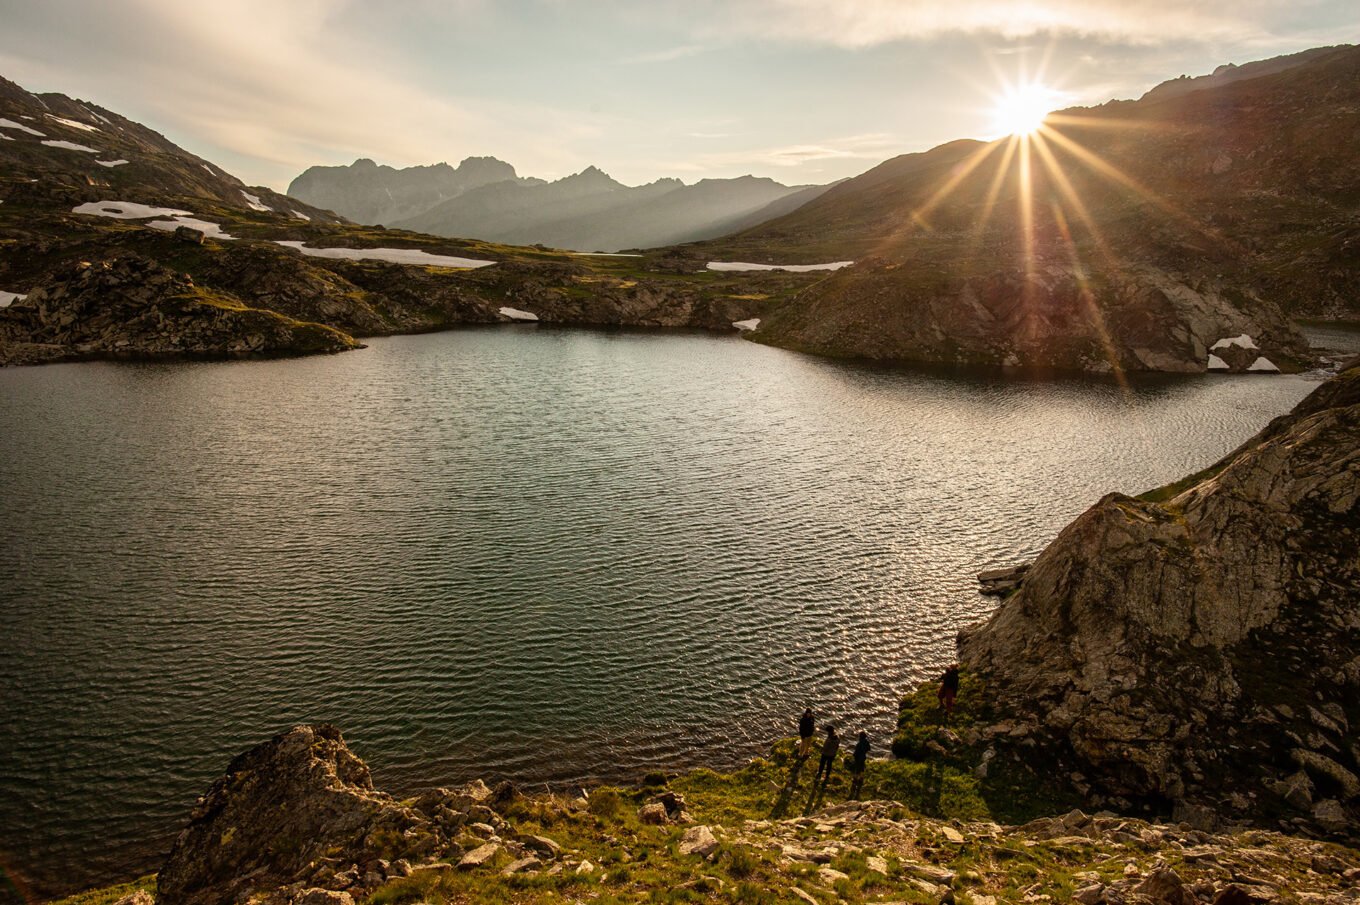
[0,326,1323,898]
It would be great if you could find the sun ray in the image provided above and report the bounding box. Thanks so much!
[1044,112,1176,133]
[1038,124,1238,252]
[864,137,1005,259]
[966,134,1020,255]
[1048,199,1130,393]
[1029,129,1118,269]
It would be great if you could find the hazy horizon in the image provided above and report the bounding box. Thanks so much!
[0,0,1356,192]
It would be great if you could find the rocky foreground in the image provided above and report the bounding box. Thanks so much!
[71,724,1360,905]
[956,358,1360,838]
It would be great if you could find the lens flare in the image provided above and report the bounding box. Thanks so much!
[990,82,1063,136]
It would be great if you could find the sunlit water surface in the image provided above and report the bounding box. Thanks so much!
[0,327,1331,896]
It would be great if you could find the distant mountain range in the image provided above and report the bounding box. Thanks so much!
[288,158,834,252]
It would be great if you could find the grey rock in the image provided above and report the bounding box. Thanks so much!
[158,725,414,905]
[457,842,500,869]
[678,825,719,858]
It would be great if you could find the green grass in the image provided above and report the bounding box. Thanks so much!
[48,875,155,905]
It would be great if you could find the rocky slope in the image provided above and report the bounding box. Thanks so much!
[83,725,1360,905]
[0,256,357,366]
[0,71,822,367]
[693,45,1360,372]
[958,360,1360,839]
[0,77,340,223]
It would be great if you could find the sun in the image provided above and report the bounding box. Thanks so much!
[990,82,1063,137]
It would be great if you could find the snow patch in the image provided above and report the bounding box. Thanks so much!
[1206,354,1230,371]
[95,159,129,168]
[42,139,99,153]
[290,210,311,221]
[0,133,11,141]
[73,200,192,219]
[1247,356,1280,372]
[707,260,854,273]
[0,117,45,136]
[499,306,539,322]
[1211,334,1258,351]
[0,290,27,308]
[146,217,236,240]
[274,241,496,269]
[732,318,761,331]
[46,115,99,133]
[71,200,234,240]
[240,191,271,212]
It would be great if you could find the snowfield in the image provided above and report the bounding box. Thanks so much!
[1206,354,1230,370]
[274,241,496,269]
[732,318,761,331]
[498,307,539,321]
[706,261,854,272]
[95,159,129,168]
[1211,334,1258,351]
[71,201,235,240]
[73,201,192,219]
[0,290,27,308]
[42,139,99,153]
[145,217,236,240]
[241,191,271,212]
[0,117,45,136]
[46,115,99,133]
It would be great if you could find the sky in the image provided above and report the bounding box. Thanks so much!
[0,0,1355,192]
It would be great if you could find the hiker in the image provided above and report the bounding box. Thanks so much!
[848,730,870,799]
[814,725,840,783]
[797,707,816,758]
[938,663,961,716]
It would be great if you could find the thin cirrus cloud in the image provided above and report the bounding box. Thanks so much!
[703,0,1292,46]
[0,0,608,186]
[666,134,902,174]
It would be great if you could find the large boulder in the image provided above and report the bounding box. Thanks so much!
[960,361,1360,837]
[157,725,416,905]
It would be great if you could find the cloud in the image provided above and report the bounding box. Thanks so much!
[669,133,901,173]
[0,0,611,188]
[618,44,707,64]
[698,0,1290,47]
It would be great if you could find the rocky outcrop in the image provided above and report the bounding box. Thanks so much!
[960,361,1360,837]
[157,725,405,905]
[753,260,1308,373]
[0,256,358,365]
[156,725,573,905]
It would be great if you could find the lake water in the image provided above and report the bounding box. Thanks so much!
[0,327,1329,898]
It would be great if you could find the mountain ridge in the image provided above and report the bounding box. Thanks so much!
[289,156,833,252]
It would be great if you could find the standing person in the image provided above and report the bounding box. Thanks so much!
[814,725,840,783]
[797,707,816,759]
[938,664,961,717]
[848,730,870,799]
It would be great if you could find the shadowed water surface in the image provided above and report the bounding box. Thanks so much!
[0,327,1322,897]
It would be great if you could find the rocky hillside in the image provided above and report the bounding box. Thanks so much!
[61,724,1360,905]
[0,256,356,365]
[0,71,837,367]
[0,77,341,222]
[290,155,832,253]
[689,45,1360,372]
[957,359,1360,839]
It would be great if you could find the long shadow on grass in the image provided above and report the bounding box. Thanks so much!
[770,754,808,819]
